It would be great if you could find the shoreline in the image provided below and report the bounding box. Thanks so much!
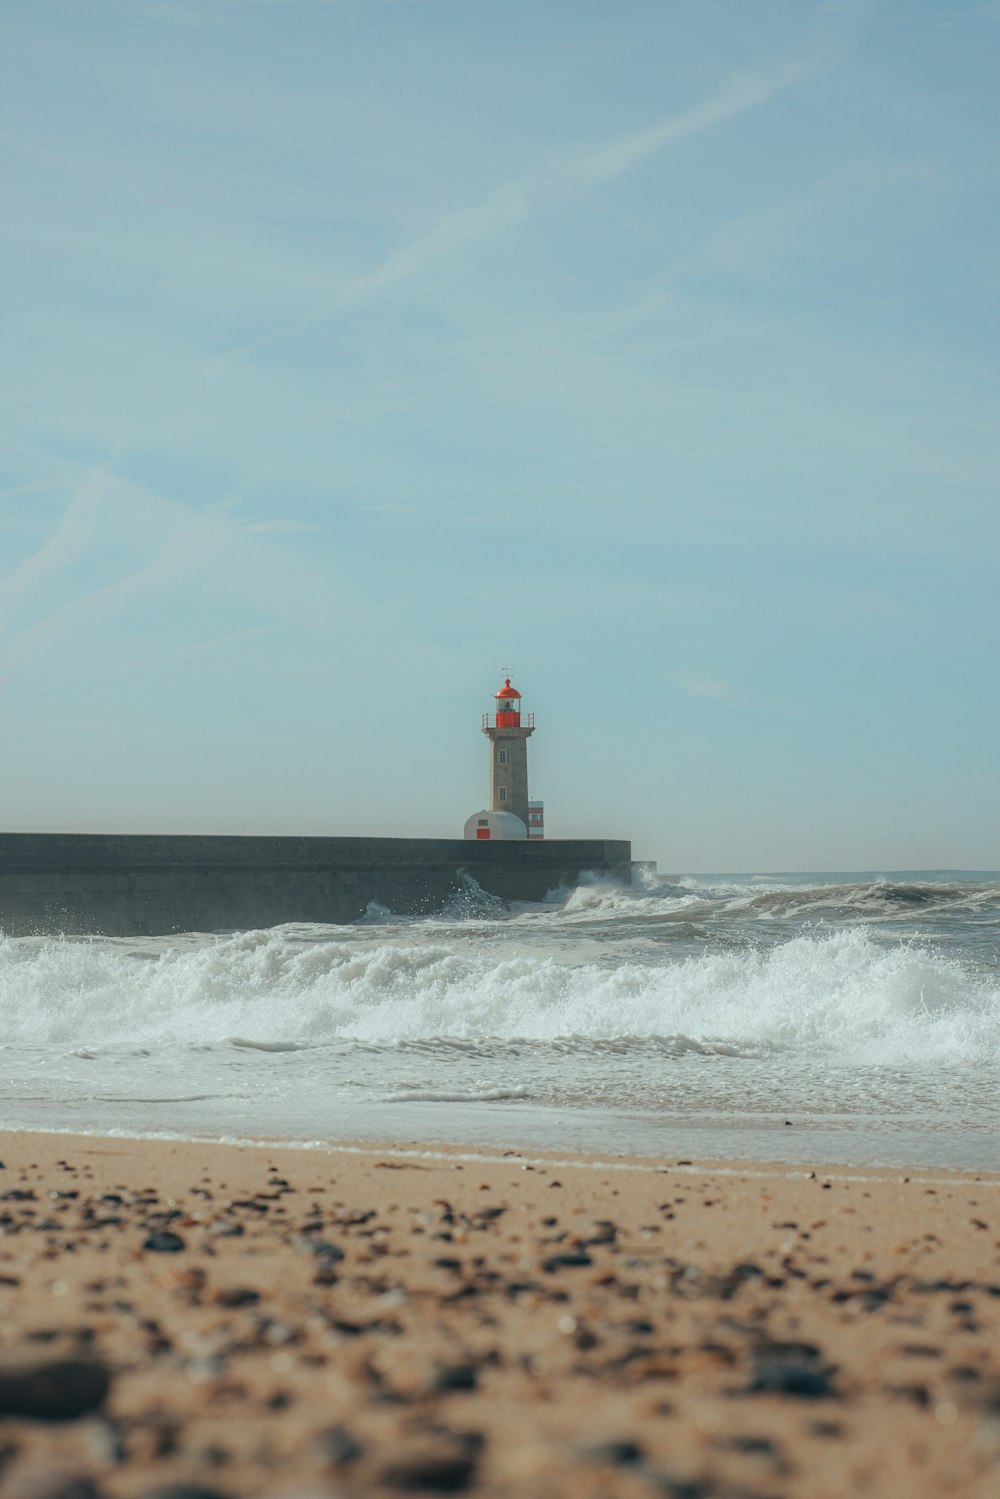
[5,1122,1000,1188]
[1,1132,998,1496]
[3,1109,996,1176]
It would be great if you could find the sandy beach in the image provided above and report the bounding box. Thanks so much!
[0,1132,998,1498]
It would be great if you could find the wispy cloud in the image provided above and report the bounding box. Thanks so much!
[669,672,798,716]
[652,152,949,290]
[561,69,797,195]
[241,518,316,533]
[0,466,348,679]
[0,479,57,501]
[110,624,279,676]
[0,468,110,631]
[215,62,810,368]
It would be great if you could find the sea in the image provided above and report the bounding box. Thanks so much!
[1,870,997,1171]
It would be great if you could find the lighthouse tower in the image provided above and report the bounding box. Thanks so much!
[463,672,539,841]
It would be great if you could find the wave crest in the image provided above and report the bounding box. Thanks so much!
[0,924,995,1064]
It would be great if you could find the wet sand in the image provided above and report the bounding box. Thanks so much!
[0,1132,998,1498]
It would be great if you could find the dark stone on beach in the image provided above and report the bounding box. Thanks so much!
[469,1206,507,1229]
[209,1221,243,1238]
[643,1472,712,1499]
[316,1424,365,1466]
[579,1439,645,1466]
[329,1318,368,1338]
[15,1471,104,1499]
[143,1231,186,1253]
[199,1445,230,1469]
[443,1284,481,1303]
[0,1360,111,1420]
[950,1377,1000,1416]
[1,1188,36,1201]
[433,1362,478,1392]
[855,1286,895,1311]
[213,1287,260,1308]
[140,1489,232,1499]
[705,1261,765,1299]
[377,1449,477,1493]
[748,1359,836,1398]
[542,1251,593,1272]
[746,1340,836,1398]
[718,1434,779,1455]
[311,1240,345,1261]
[754,1339,822,1362]
[888,1383,931,1408]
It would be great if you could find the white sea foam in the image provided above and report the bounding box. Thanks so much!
[2,875,998,1167]
[381,1084,530,1104]
[0,923,996,1065]
[556,869,1000,924]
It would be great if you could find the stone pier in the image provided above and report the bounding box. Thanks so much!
[0,833,637,937]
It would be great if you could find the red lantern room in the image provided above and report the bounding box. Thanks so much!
[494,677,521,728]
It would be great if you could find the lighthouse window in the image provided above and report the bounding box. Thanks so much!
[498,787,507,802]
[498,749,508,764]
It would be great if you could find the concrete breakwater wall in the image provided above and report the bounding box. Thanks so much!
[0,833,635,937]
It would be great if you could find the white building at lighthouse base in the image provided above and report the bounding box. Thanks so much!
[463,809,528,842]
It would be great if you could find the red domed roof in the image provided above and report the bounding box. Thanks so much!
[495,677,521,700]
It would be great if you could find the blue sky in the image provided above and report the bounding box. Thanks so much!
[1,0,998,870]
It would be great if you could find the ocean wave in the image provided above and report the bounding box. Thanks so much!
[542,870,1000,926]
[0,923,996,1064]
[381,1084,529,1104]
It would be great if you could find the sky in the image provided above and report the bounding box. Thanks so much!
[1,0,999,872]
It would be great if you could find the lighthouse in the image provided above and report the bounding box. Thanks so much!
[463,672,542,841]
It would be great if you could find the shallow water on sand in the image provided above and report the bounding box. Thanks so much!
[1,870,998,1169]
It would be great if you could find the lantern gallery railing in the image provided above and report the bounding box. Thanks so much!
[482,712,535,729]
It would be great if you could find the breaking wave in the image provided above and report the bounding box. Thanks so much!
[0,922,996,1066]
[550,869,1000,925]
